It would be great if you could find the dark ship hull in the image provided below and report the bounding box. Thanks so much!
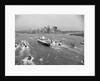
[37,39,50,46]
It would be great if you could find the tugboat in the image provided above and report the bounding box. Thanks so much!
[37,36,51,46]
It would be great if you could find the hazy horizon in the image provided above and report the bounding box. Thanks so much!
[15,14,84,31]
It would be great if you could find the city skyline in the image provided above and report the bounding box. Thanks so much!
[15,14,84,31]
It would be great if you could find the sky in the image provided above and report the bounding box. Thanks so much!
[15,14,84,31]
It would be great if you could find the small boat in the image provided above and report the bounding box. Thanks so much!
[15,43,20,51]
[81,41,84,45]
[50,40,67,48]
[21,56,35,65]
[37,37,51,46]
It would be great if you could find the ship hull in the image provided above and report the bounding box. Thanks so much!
[37,39,50,46]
